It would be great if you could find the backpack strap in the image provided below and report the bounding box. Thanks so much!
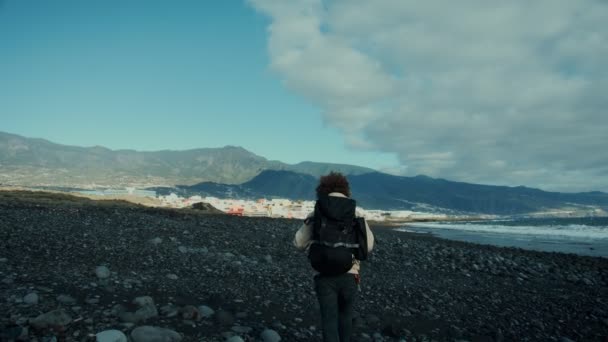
[310,239,360,249]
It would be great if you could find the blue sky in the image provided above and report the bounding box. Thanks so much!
[0,0,398,168]
[2,0,607,192]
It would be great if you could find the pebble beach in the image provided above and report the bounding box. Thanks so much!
[1,191,607,341]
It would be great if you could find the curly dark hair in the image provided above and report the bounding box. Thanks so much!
[316,171,351,198]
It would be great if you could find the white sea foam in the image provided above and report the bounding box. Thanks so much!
[400,222,608,240]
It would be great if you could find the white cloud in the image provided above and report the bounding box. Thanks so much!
[249,0,608,192]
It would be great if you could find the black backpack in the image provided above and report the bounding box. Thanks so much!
[308,195,367,275]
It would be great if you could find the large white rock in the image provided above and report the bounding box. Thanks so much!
[23,293,39,305]
[133,296,154,307]
[96,329,128,342]
[198,305,215,318]
[260,329,281,342]
[95,266,111,279]
[134,304,158,321]
[131,296,158,321]
[149,237,163,244]
[130,326,182,342]
[30,309,72,329]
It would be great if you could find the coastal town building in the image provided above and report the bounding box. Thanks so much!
[77,188,157,197]
[155,192,448,221]
[76,187,451,221]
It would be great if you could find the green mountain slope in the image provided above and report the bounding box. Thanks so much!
[0,131,373,187]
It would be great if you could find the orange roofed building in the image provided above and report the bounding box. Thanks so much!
[227,206,244,216]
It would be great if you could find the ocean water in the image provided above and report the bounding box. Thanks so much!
[397,217,608,258]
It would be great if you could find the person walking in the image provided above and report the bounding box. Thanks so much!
[294,171,375,342]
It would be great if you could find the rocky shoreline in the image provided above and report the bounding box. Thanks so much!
[1,191,607,341]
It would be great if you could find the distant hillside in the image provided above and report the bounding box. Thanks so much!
[153,170,608,215]
[284,161,375,177]
[0,131,373,187]
[348,172,608,214]
[4,131,608,215]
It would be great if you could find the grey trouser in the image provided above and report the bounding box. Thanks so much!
[314,273,358,342]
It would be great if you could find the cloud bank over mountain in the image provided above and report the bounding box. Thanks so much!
[249,0,608,192]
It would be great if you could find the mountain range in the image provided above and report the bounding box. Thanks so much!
[1,131,607,215]
[0,131,371,187]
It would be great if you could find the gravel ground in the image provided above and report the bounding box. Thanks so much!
[0,191,607,341]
